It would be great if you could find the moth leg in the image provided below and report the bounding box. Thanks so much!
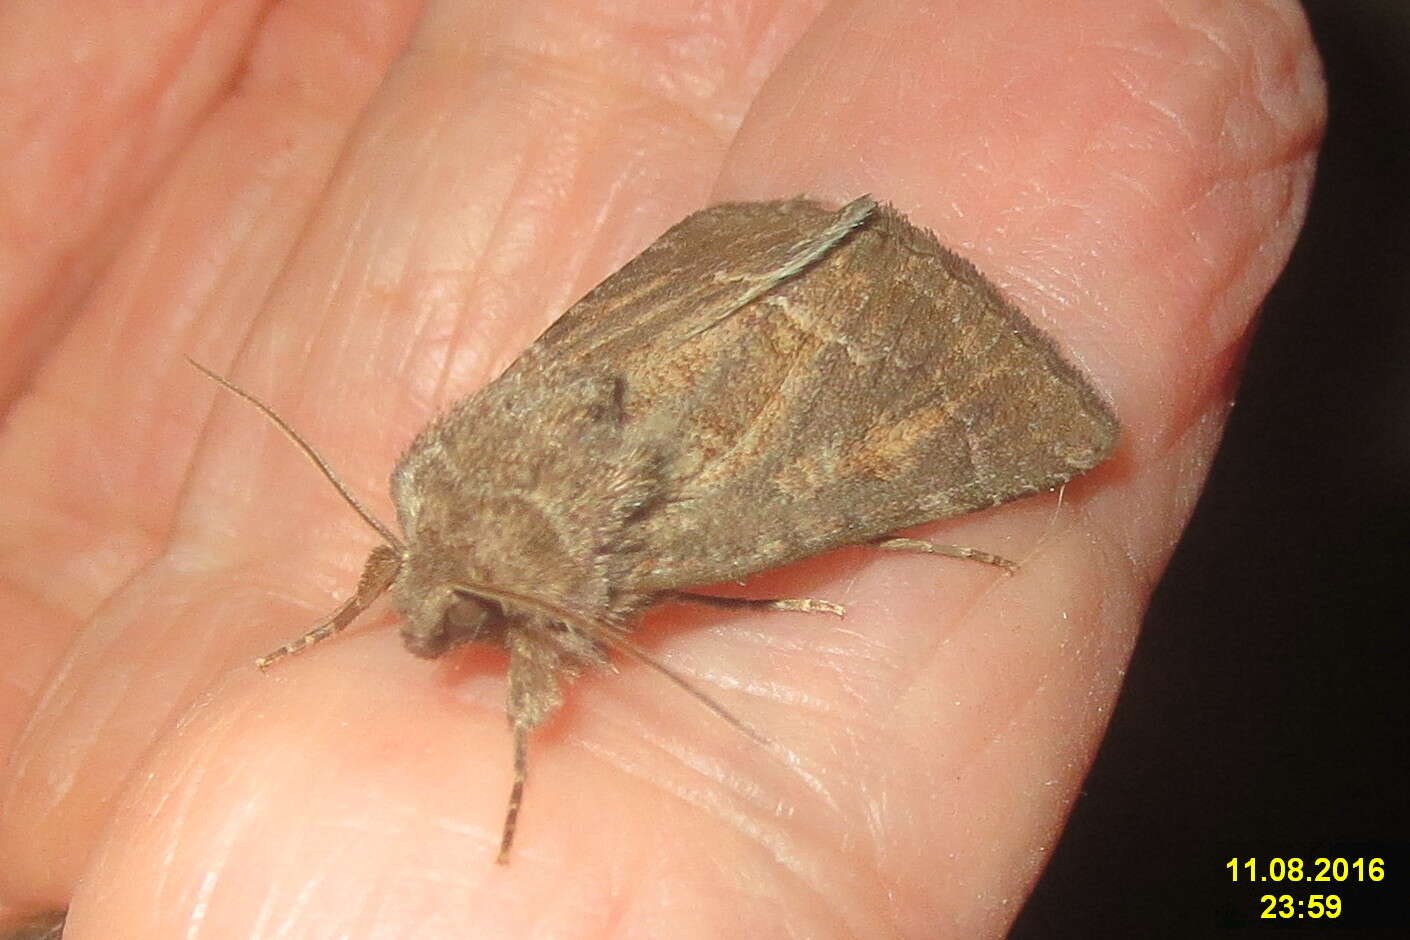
[871,537,1018,572]
[255,596,362,670]
[255,544,402,670]
[498,628,566,862]
[497,721,529,864]
[670,591,845,617]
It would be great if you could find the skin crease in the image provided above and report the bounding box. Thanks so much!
[0,0,1323,937]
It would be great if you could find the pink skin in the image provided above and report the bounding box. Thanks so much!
[0,0,1323,937]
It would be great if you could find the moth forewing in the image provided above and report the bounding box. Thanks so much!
[501,198,1118,591]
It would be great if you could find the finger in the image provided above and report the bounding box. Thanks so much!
[0,0,421,907]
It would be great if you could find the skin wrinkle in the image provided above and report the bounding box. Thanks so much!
[145,734,220,921]
[722,630,898,699]
[42,4,216,234]
[448,168,535,392]
[255,813,328,938]
[484,102,589,258]
[185,869,218,940]
[748,811,884,939]
[881,548,1058,755]
[128,16,252,211]
[823,652,892,719]
[7,631,130,818]
[240,6,374,104]
[1117,399,1224,575]
[671,625,879,744]
[269,861,329,940]
[565,732,782,858]
[307,195,388,385]
[3,414,165,610]
[598,699,843,852]
[598,662,842,808]
[421,113,510,416]
[603,728,774,815]
[504,2,804,123]
[695,670,836,714]
[633,748,860,936]
[491,147,634,343]
[269,815,360,934]
[587,672,890,931]
[483,45,731,145]
[143,686,369,929]
[247,869,285,940]
[0,578,83,680]
[36,580,256,845]
[339,881,383,940]
[716,618,888,660]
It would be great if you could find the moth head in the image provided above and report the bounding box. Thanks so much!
[394,581,505,659]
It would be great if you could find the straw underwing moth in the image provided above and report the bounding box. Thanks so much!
[196,195,1118,862]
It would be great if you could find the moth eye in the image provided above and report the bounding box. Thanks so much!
[400,591,499,659]
[445,593,495,636]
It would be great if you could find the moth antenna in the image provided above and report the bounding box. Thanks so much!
[187,357,404,552]
[603,631,848,819]
[598,632,773,751]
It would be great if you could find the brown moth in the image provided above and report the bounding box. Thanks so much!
[196,195,1117,862]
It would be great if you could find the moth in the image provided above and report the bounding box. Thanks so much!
[197,195,1118,862]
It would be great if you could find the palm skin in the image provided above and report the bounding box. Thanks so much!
[0,1,1323,936]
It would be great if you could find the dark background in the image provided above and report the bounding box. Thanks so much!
[1013,1,1409,936]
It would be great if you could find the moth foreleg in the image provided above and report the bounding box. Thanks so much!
[255,544,401,670]
[870,536,1017,572]
[499,630,567,863]
[497,721,528,864]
